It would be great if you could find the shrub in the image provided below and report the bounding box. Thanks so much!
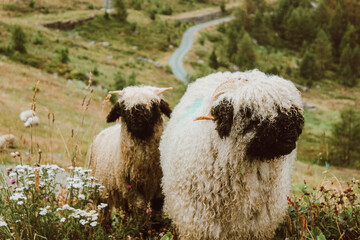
[59,48,70,64]
[32,31,44,45]
[113,0,128,22]
[11,25,27,53]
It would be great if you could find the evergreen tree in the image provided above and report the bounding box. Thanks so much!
[312,0,330,29]
[234,32,256,70]
[209,49,219,69]
[351,46,360,76]
[250,10,271,45]
[284,7,316,47]
[299,51,318,85]
[11,25,26,53]
[328,3,348,59]
[329,109,360,167]
[113,0,128,22]
[312,29,333,72]
[339,24,357,53]
[340,44,357,87]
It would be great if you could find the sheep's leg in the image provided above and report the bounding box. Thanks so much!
[150,190,164,229]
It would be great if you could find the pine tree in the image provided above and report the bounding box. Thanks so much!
[113,0,128,22]
[312,0,330,28]
[234,32,256,70]
[340,44,357,87]
[299,51,318,85]
[209,49,219,69]
[339,24,357,53]
[351,46,360,76]
[250,10,271,45]
[328,3,348,59]
[312,29,332,72]
[329,109,360,167]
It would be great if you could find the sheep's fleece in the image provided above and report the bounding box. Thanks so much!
[160,70,304,239]
[89,86,172,218]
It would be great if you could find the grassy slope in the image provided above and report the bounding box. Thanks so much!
[0,0,237,168]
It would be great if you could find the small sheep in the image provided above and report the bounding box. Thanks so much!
[0,134,16,150]
[160,70,304,239]
[20,110,36,122]
[89,86,172,220]
[20,110,39,127]
[24,116,40,127]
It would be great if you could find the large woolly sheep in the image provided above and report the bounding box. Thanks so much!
[160,70,304,239]
[89,85,172,220]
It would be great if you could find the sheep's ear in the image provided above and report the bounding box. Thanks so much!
[107,102,125,123]
[211,98,234,139]
[160,99,172,118]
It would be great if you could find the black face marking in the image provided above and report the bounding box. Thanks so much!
[107,102,125,123]
[107,99,171,140]
[211,98,234,139]
[160,99,172,118]
[245,106,304,161]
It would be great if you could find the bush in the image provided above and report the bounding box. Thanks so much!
[11,25,27,53]
[113,0,128,22]
[32,31,44,45]
[59,48,70,64]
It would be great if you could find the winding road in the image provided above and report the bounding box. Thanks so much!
[168,16,234,83]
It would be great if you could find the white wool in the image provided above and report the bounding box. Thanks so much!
[0,134,16,149]
[19,110,36,122]
[24,116,40,127]
[160,70,303,239]
[119,85,162,109]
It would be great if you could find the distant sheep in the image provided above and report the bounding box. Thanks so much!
[20,110,39,127]
[160,70,304,239]
[0,134,16,150]
[24,116,40,127]
[89,86,172,220]
[20,110,36,122]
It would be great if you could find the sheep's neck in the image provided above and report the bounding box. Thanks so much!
[119,122,163,195]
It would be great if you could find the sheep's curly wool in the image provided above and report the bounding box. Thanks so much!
[160,70,304,239]
[89,86,171,218]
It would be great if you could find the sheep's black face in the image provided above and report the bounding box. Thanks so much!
[106,99,172,140]
[211,99,304,160]
[245,107,304,160]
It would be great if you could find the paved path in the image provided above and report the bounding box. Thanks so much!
[168,16,234,83]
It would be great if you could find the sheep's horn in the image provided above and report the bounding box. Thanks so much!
[154,87,173,95]
[109,90,125,96]
[194,116,215,121]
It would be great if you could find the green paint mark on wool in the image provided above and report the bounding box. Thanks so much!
[180,98,204,120]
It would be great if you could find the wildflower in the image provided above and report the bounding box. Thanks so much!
[39,207,48,215]
[45,196,50,201]
[90,221,97,227]
[79,219,88,225]
[0,220,7,227]
[9,178,15,184]
[127,185,131,189]
[98,203,108,210]
[60,218,66,223]
[17,201,24,205]
[146,209,150,214]
[78,194,85,200]
[15,152,20,156]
